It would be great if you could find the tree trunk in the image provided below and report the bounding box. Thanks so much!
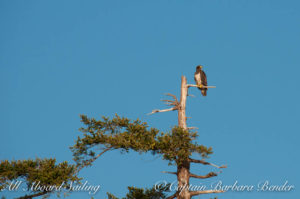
[178,76,187,129]
[177,76,191,199]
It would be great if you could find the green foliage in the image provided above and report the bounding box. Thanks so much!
[107,184,171,199]
[156,126,212,165]
[0,158,79,195]
[107,192,119,199]
[71,114,213,168]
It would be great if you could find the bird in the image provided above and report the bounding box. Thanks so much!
[194,65,207,96]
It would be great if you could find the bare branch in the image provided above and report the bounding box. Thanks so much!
[147,107,177,115]
[164,93,178,101]
[161,99,178,106]
[187,84,216,88]
[189,158,227,169]
[162,171,177,175]
[161,99,174,103]
[189,172,217,179]
[187,127,198,130]
[148,93,180,115]
[190,190,225,196]
[161,93,180,107]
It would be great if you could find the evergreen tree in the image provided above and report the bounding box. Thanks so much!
[0,158,79,199]
[0,71,226,199]
[71,75,226,199]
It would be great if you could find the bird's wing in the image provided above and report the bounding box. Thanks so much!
[201,70,207,86]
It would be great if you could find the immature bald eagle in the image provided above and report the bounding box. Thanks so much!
[194,65,207,96]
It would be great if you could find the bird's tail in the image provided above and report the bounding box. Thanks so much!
[201,89,207,96]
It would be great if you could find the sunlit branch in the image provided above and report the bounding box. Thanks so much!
[187,84,216,88]
[147,107,177,115]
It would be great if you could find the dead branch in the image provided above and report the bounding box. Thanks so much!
[162,171,177,175]
[161,99,178,106]
[148,93,179,115]
[189,172,217,179]
[187,84,216,88]
[187,127,198,130]
[190,190,225,197]
[164,93,178,101]
[147,107,177,115]
[189,158,227,169]
[161,93,180,107]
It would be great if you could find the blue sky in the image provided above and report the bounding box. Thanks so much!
[0,0,299,198]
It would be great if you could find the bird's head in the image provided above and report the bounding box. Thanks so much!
[196,65,203,70]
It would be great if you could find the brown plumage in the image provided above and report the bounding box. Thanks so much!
[194,65,207,96]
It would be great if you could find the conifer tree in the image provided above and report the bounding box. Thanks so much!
[0,70,226,199]
[71,73,226,199]
[0,158,79,199]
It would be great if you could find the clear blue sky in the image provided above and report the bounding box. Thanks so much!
[1,0,299,198]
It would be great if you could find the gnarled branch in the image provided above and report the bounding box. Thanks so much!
[164,93,179,102]
[148,93,179,115]
[161,93,179,107]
